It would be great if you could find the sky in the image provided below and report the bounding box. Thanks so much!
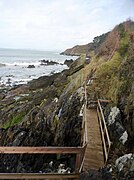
[0,0,134,51]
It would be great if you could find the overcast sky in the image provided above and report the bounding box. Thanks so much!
[0,0,134,51]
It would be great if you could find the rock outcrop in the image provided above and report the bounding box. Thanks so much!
[40,59,59,66]
[27,65,35,68]
[64,59,73,67]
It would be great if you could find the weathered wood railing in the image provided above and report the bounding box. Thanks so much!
[0,125,87,179]
[97,99,111,163]
[0,146,85,179]
[0,86,88,179]
[0,85,111,179]
[79,103,88,173]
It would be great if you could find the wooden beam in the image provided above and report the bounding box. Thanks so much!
[0,173,79,179]
[0,147,82,154]
[75,153,81,173]
[79,144,87,173]
[98,99,111,103]
[84,107,88,144]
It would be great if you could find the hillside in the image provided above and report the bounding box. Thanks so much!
[87,19,134,152]
[63,19,134,179]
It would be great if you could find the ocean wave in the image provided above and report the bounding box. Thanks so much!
[4,61,41,67]
[0,76,33,87]
[0,63,6,67]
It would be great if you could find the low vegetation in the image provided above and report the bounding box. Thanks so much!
[3,112,25,129]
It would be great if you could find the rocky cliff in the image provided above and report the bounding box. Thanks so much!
[60,32,109,57]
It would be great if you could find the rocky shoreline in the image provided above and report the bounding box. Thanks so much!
[0,58,74,88]
[0,57,85,173]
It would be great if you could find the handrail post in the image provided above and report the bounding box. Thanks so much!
[79,144,87,173]
[75,152,81,173]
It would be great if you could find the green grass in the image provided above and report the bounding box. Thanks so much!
[3,112,25,129]
[118,33,129,57]
[95,52,122,79]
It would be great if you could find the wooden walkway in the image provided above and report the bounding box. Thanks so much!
[83,108,104,170]
[0,97,111,179]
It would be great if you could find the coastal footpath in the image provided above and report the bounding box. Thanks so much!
[0,20,134,179]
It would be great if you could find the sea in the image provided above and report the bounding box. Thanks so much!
[0,48,77,87]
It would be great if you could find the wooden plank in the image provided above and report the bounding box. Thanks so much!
[0,147,82,154]
[98,99,111,103]
[0,173,79,179]
[79,144,87,173]
[84,109,104,170]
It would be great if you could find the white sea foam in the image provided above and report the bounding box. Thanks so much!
[5,61,41,67]
[0,48,77,87]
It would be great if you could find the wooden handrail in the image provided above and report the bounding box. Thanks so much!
[97,107,108,161]
[80,83,88,146]
[98,100,111,148]
[0,146,82,154]
[0,83,111,178]
[75,82,88,173]
[84,83,88,144]
[0,83,89,178]
[81,106,88,144]
[99,99,111,103]
[0,173,79,179]
[97,99,111,163]
[84,106,88,144]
